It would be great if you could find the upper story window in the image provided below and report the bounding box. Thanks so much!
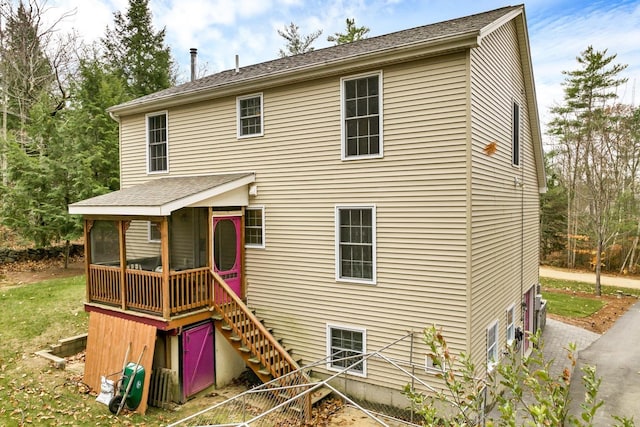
[341,72,383,160]
[512,102,520,166]
[245,206,265,248]
[147,112,168,173]
[237,93,263,138]
[336,206,376,284]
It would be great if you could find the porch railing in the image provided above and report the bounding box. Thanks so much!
[88,265,121,305]
[87,264,212,318]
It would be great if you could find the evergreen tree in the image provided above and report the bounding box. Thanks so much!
[102,0,175,98]
[64,51,127,200]
[548,46,628,295]
[327,18,370,45]
[278,22,322,57]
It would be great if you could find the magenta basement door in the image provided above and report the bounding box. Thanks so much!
[182,322,215,398]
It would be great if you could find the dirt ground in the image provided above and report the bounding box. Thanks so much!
[0,257,85,287]
[544,288,638,334]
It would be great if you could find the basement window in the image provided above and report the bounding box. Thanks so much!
[506,305,516,346]
[327,325,366,376]
[487,320,499,372]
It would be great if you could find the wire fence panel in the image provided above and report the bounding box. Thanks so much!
[169,331,471,427]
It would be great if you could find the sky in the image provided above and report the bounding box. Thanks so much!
[37,0,640,136]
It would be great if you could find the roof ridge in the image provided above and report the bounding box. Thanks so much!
[110,5,522,113]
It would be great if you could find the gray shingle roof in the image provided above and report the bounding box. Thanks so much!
[69,173,255,216]
[110,5,521,113]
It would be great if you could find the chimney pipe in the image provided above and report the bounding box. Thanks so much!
[235,54,239,73]
[190,48,197,82]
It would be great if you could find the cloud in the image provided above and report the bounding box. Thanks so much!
[529,1,640,128]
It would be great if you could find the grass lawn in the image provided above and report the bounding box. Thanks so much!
[540,276,640,298]
[541,291,605,317]
[0,276,179,426]
[540,276,640,319]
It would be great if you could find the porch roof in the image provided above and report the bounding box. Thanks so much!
[69,172,255,216]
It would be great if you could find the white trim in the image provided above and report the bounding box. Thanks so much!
[340,71,384,161]
[487,320,499,372]
[326,323,367,377]
[245,205,265,249]
[334,205,377,285]
[237,93,264,138]
[145,110,169,174]
[506,304,516,346]
[147,221,161,243]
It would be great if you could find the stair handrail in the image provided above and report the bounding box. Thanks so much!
[210,270,308,382]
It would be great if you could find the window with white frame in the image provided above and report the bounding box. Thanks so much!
[506,305,516,346]
[147,112,168,173]
[327,325,366,376]
[341,72,382,159]
[148,221,161,242]
[487,320,499,371]
[336,206,376,283]
[245,206,265,248]
[512,102,520,166]
[237,94,263,137]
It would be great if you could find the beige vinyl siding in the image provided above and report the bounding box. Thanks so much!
[469,21,540,371]
[125,220,161,265]
[118,53,470,391]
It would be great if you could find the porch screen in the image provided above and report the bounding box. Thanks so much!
[126,220,161,271]
[90,220,120,266]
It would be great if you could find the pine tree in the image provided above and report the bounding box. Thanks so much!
[327,18,370,45]
[277,22,322,57]
[102,0,175,98]
[548,46,628,295]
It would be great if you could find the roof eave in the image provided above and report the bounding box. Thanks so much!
[68,173,256,216]
[108,32,481,117]
[496,7,545,193]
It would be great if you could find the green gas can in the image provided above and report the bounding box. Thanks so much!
[122,362,145,410]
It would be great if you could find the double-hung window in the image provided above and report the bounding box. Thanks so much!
[245,206,265,248]
[512,102,520,166]
[336,206,376,284]
[327,325,366,376]
[487,320,499,371]
[147,112,168,173]
[237,93,263,137]
[341,72,382,159]
[148,221,161,243]
[506,305,516,346]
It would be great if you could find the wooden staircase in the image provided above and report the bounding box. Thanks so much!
[209,271,330,417]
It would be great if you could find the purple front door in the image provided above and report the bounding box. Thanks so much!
[182,322,215,398]
[212,216,242,297]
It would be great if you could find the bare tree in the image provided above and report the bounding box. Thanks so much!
[0,0,76,145]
